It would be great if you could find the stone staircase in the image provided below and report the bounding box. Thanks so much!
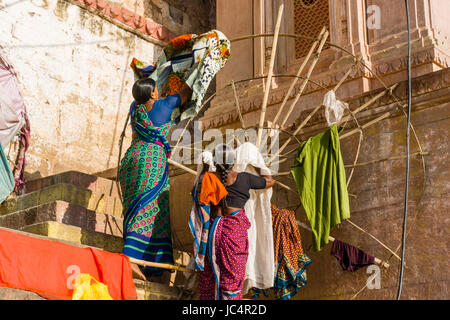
[0,171,196,300]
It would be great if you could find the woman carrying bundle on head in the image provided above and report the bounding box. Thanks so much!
[190,144,276,300]
[119,77,192,281]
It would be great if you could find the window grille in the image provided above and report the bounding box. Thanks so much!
[294,0,330,59]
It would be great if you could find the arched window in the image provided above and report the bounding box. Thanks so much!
[294,0,330,59]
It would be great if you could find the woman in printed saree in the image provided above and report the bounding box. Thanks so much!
[119,78,192,281]
[193,144,276,300]
[121,30,230,281]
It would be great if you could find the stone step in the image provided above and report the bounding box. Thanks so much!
[0,286,46,300]
[0,226,190,300]
[1,183,123,217]
[0,278,186,300]
[0,200,123,237]
[134,279,193,300]
[25,170,121,200]
[20,221,124,253]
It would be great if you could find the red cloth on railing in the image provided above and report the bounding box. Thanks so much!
[0,227,137,300]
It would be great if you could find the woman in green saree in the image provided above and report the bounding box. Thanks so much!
[119,78,191,280]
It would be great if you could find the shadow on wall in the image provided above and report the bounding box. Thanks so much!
[143,0,216,35]
[24,170,42,181]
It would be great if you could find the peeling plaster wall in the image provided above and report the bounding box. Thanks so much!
[0,0,161,179]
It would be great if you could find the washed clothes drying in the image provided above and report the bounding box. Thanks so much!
[0,145,14,203]
[0,53,26,149]
[0,52,30,193]
[271,205,311,299]
[234,142,274,294]
[291,124,350,251]
[331,239,375,272]
[130,30,230,124]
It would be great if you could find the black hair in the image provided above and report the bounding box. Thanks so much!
[132,78,156,105]
[213,144,235,210]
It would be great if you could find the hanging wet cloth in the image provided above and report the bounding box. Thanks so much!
[271,205,311,299]
[291,124,350,251]
[130,29,230,124]
[0,51,30,194]
[330,239,375,272]
[0,145,14,203]
[234,142,274,294]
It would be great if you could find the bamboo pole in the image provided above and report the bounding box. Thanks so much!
[333,62,357,92]
[129,257,195,273]
[345,219,402,262]
[231,80,245,129]
[168,158,197,175]
[280,30,329,129]
[261,27,327,152]
[268,83,395,166]
[337,83,399,126]
[171,92,217,153]
[256,4,284,148]
[271,27,326,127]
[275,180,295,192]
[296,220,390,268]
[340,106,400,140]
[346,129,363,187]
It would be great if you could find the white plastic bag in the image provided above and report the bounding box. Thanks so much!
[323,90,347,126]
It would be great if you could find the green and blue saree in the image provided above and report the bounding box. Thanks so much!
[119,103,174,276]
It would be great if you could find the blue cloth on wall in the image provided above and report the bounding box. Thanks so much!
[0,144,14,203]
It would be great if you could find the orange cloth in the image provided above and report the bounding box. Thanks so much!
[199,172,228,205]
[0,228,137,300]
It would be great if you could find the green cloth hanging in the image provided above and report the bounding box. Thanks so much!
[290,124,350,251]
[0,144,15,203]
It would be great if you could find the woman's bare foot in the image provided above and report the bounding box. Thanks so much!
[131,263,147,281]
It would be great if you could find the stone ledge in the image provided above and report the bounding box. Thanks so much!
[0,200,123,237]
[1,183,123,217]
[0,286,46,300]
[201,67,450,131]
[25,170,120,199]
[21,221,124,253]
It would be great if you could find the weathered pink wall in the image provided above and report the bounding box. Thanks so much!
[216,0,254,88]
[265,68,450,299]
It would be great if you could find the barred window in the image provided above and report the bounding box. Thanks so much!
[294,0,330,59]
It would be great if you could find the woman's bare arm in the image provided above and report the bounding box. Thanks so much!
[258,168,276,189]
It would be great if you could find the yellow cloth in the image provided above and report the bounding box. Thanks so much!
[72,273,113,300]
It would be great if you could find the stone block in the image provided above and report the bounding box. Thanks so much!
[0,201,123,237]
[0,287,46,300]
[21,221,124,253]
[0,183,123,218]
[133,279,180,300]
